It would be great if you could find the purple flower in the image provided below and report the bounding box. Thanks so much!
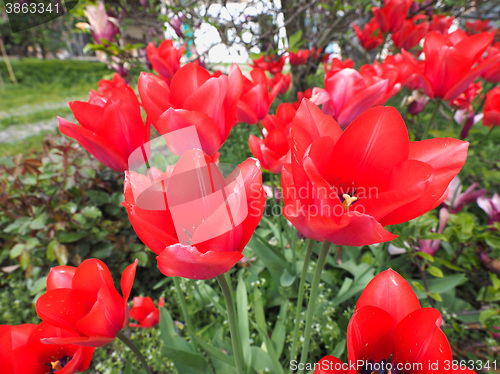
[419,207,449,256]
[84,1,120,44]
[477,193,500,226]
[445,176,485,213]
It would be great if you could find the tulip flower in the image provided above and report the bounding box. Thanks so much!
[250,55,286,74]
[58,74,150,172]
[288,48,321,65]
[0,323,95,374]
[359,61,402,104]
[138,63,243,156]
[477,193,500,226]
[83,0,120,44]
[123,149,266,279]
[484,86,500,128]
[352,18,383,51]
[314,269,475,374]
[237,68,282,124]
[481,42,500,83]
[281,100,468,246]
[129,296,164,328]
[391,15,429,50]
[465,19,496,35]
[311,68,389,128]
[323,57,355,78]
[147,40,185,84]
[372,0,413,34]
[269,72,291,95]
[249,103,296,173]
[429,14,454,35]
[35,259,138,347]
[402,30,500,101]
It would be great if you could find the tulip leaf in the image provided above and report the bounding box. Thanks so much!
[429,292,443,302]
[280,268,296,287]
[271,300,288,358]
[193,336,235,366]
[416,251,435,262]
[427,265,444,278]
[236,273,252,369]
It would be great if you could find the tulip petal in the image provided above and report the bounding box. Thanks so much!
[156,108,224,156]
[359,159,432,222]
[314,355,348,374]
[170,63,212,108]
[72,259,116,303]
[347,305,395,365]
[58,117,128,172]
[138,72,172,125]
[157,243,244,280]
[75,285,125,344]
[46,266,76,292]
[306,210,397,246]
[121,259,138,304]
[393,308,452,374]
[36,289,89,331]
[356,269,421,326]
[325,106,409,191]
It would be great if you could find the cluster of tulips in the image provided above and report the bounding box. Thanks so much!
[2,0,500,372]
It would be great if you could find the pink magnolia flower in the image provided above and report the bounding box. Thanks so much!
[83,1,120,44]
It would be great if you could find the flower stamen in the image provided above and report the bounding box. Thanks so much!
[342,193,358,210]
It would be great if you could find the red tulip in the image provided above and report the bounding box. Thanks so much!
[147,40,185,83]
[383,53,422,90]
[314,269,475,374]
[372,0,413,34]
[237,68,282,124]
[269,72,291,94]
[449,81,482,112]
[123,149,266,279]
[250,55,286,74]
[359,61,402,105]
[129,296,164,328]
[35,259,138,347]
[58,74,150,172]
[249,103,296,173]
[288,48,321,66]
[481,42,500,83]
[402,30,500,101]
[429,14,454,35]
[0,322,95,374]
[323,57,355,78]
[311,68,389,128]
[352,18,383,51]
[484,86,500,127]
[465,19,496,35]
[138,63,243,156]
[391,15,429,50]
[281,100,468,246]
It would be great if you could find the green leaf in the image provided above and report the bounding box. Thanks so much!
[54,244,69,265]
[430,292,443,302]
[86,190,110,205]
[479,308,498,325]
[29,212,47,230]
[280,268,296,287]
[288,29,303,51]
[271,301,287,359]
[56,231,85,243]
[427,265,444,278]
[236,273,252,369]
[412,281,425,292]
[81,206,102,220]
[416,251,434,262]
[10,243,25,258]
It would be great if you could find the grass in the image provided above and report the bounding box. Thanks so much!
[0,58,110,156]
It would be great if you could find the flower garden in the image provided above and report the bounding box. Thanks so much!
[1,0,500,373]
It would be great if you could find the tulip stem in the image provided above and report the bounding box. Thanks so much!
[298,241,332,374]
[478,125,496,146]
[173,277,200,352]
[290,239,314,363]
[217,273,245,374]
[256,121,265,138]
[116,331,152,374]
[422,99,441,140]
[272,173,284,250]
[377,33,389,62]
